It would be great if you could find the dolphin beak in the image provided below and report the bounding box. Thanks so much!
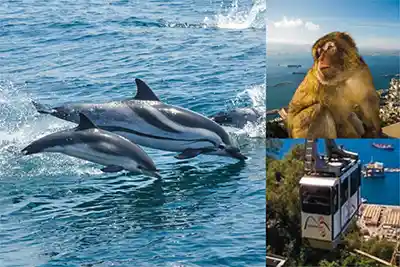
[225,146,247,161]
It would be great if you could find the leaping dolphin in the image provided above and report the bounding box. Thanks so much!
[31,79,247,161]
[210,107,265,129]
[21,112,161,178]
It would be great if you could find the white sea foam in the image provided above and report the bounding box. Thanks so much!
[223,82,266,140]
[0,81,101,178]
[203,0,266,30]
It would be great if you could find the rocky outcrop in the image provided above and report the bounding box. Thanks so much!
[379,78,400,127]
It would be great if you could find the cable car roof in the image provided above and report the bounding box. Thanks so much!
[299,176,337,187]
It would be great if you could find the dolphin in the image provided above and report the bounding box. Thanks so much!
[210,107,265,129]
[31,79,247,161]
[21,112,161,178]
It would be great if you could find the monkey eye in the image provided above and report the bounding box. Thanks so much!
[316,48,322,58]
[324,41,335,51]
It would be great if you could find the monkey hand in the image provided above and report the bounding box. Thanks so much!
[347,112,365,137]
[306,105,338,139]
[288,103,338,138]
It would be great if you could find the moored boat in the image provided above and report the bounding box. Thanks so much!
[362,161,385,178]
[371,143,395,151]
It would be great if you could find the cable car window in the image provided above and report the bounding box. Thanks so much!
[350,168,359,196]
[357,165,361,188]
[332,184,339,214]
[300,185,331,215]
[340,177,349,206]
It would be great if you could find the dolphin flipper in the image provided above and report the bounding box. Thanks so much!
[101,165,124,173]
[32,101,55,114]
[174,148,216,159]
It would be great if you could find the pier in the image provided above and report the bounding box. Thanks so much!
[385,168,400,173]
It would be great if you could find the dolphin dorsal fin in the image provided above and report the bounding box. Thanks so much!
[133,78,160,101]
[77,113,97,130]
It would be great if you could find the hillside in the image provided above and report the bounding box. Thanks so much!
[266,143,396,266]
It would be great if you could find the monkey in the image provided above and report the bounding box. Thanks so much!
[286,31,381,138]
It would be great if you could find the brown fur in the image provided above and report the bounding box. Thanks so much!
[286,31,381,138]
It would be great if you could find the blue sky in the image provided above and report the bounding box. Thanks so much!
[266,0,400,50]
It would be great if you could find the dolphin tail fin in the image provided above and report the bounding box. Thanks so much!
[32,101,55,114]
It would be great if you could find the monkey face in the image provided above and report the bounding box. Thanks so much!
[315,41,344,82]
[312,32,362,85]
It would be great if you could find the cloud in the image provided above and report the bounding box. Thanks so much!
[268,16,322,45]
[272,16,320,31]
[273,16,303,28]
[305,22,320,31]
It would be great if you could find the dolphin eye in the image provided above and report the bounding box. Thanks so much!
[218,145,225,149]
[137,165,143,169]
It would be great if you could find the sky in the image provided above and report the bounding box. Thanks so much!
[266,0,400,50]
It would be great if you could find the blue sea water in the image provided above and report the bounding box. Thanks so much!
[0,1,266,266]
[266,43,400,110]
[276,139,400,206]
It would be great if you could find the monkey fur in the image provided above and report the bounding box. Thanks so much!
[286,31,381,138]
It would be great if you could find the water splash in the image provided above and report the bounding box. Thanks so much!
[0,81,101,178]
[224,82,266,139]
[203,0,266,30]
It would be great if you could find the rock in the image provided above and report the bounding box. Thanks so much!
[379,78,400,126]
[266,121,289,138]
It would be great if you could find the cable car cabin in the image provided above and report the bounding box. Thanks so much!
[300,144,362,250]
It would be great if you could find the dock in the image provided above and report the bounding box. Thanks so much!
[385,168,400,173]
[382,123,400,138]
[358,204,400,243]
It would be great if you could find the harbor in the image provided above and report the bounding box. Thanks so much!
[358,204,400,243]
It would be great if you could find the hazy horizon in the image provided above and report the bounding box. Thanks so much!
[266,41,400,56]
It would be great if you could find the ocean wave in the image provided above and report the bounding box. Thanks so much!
[114,0,266,30]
